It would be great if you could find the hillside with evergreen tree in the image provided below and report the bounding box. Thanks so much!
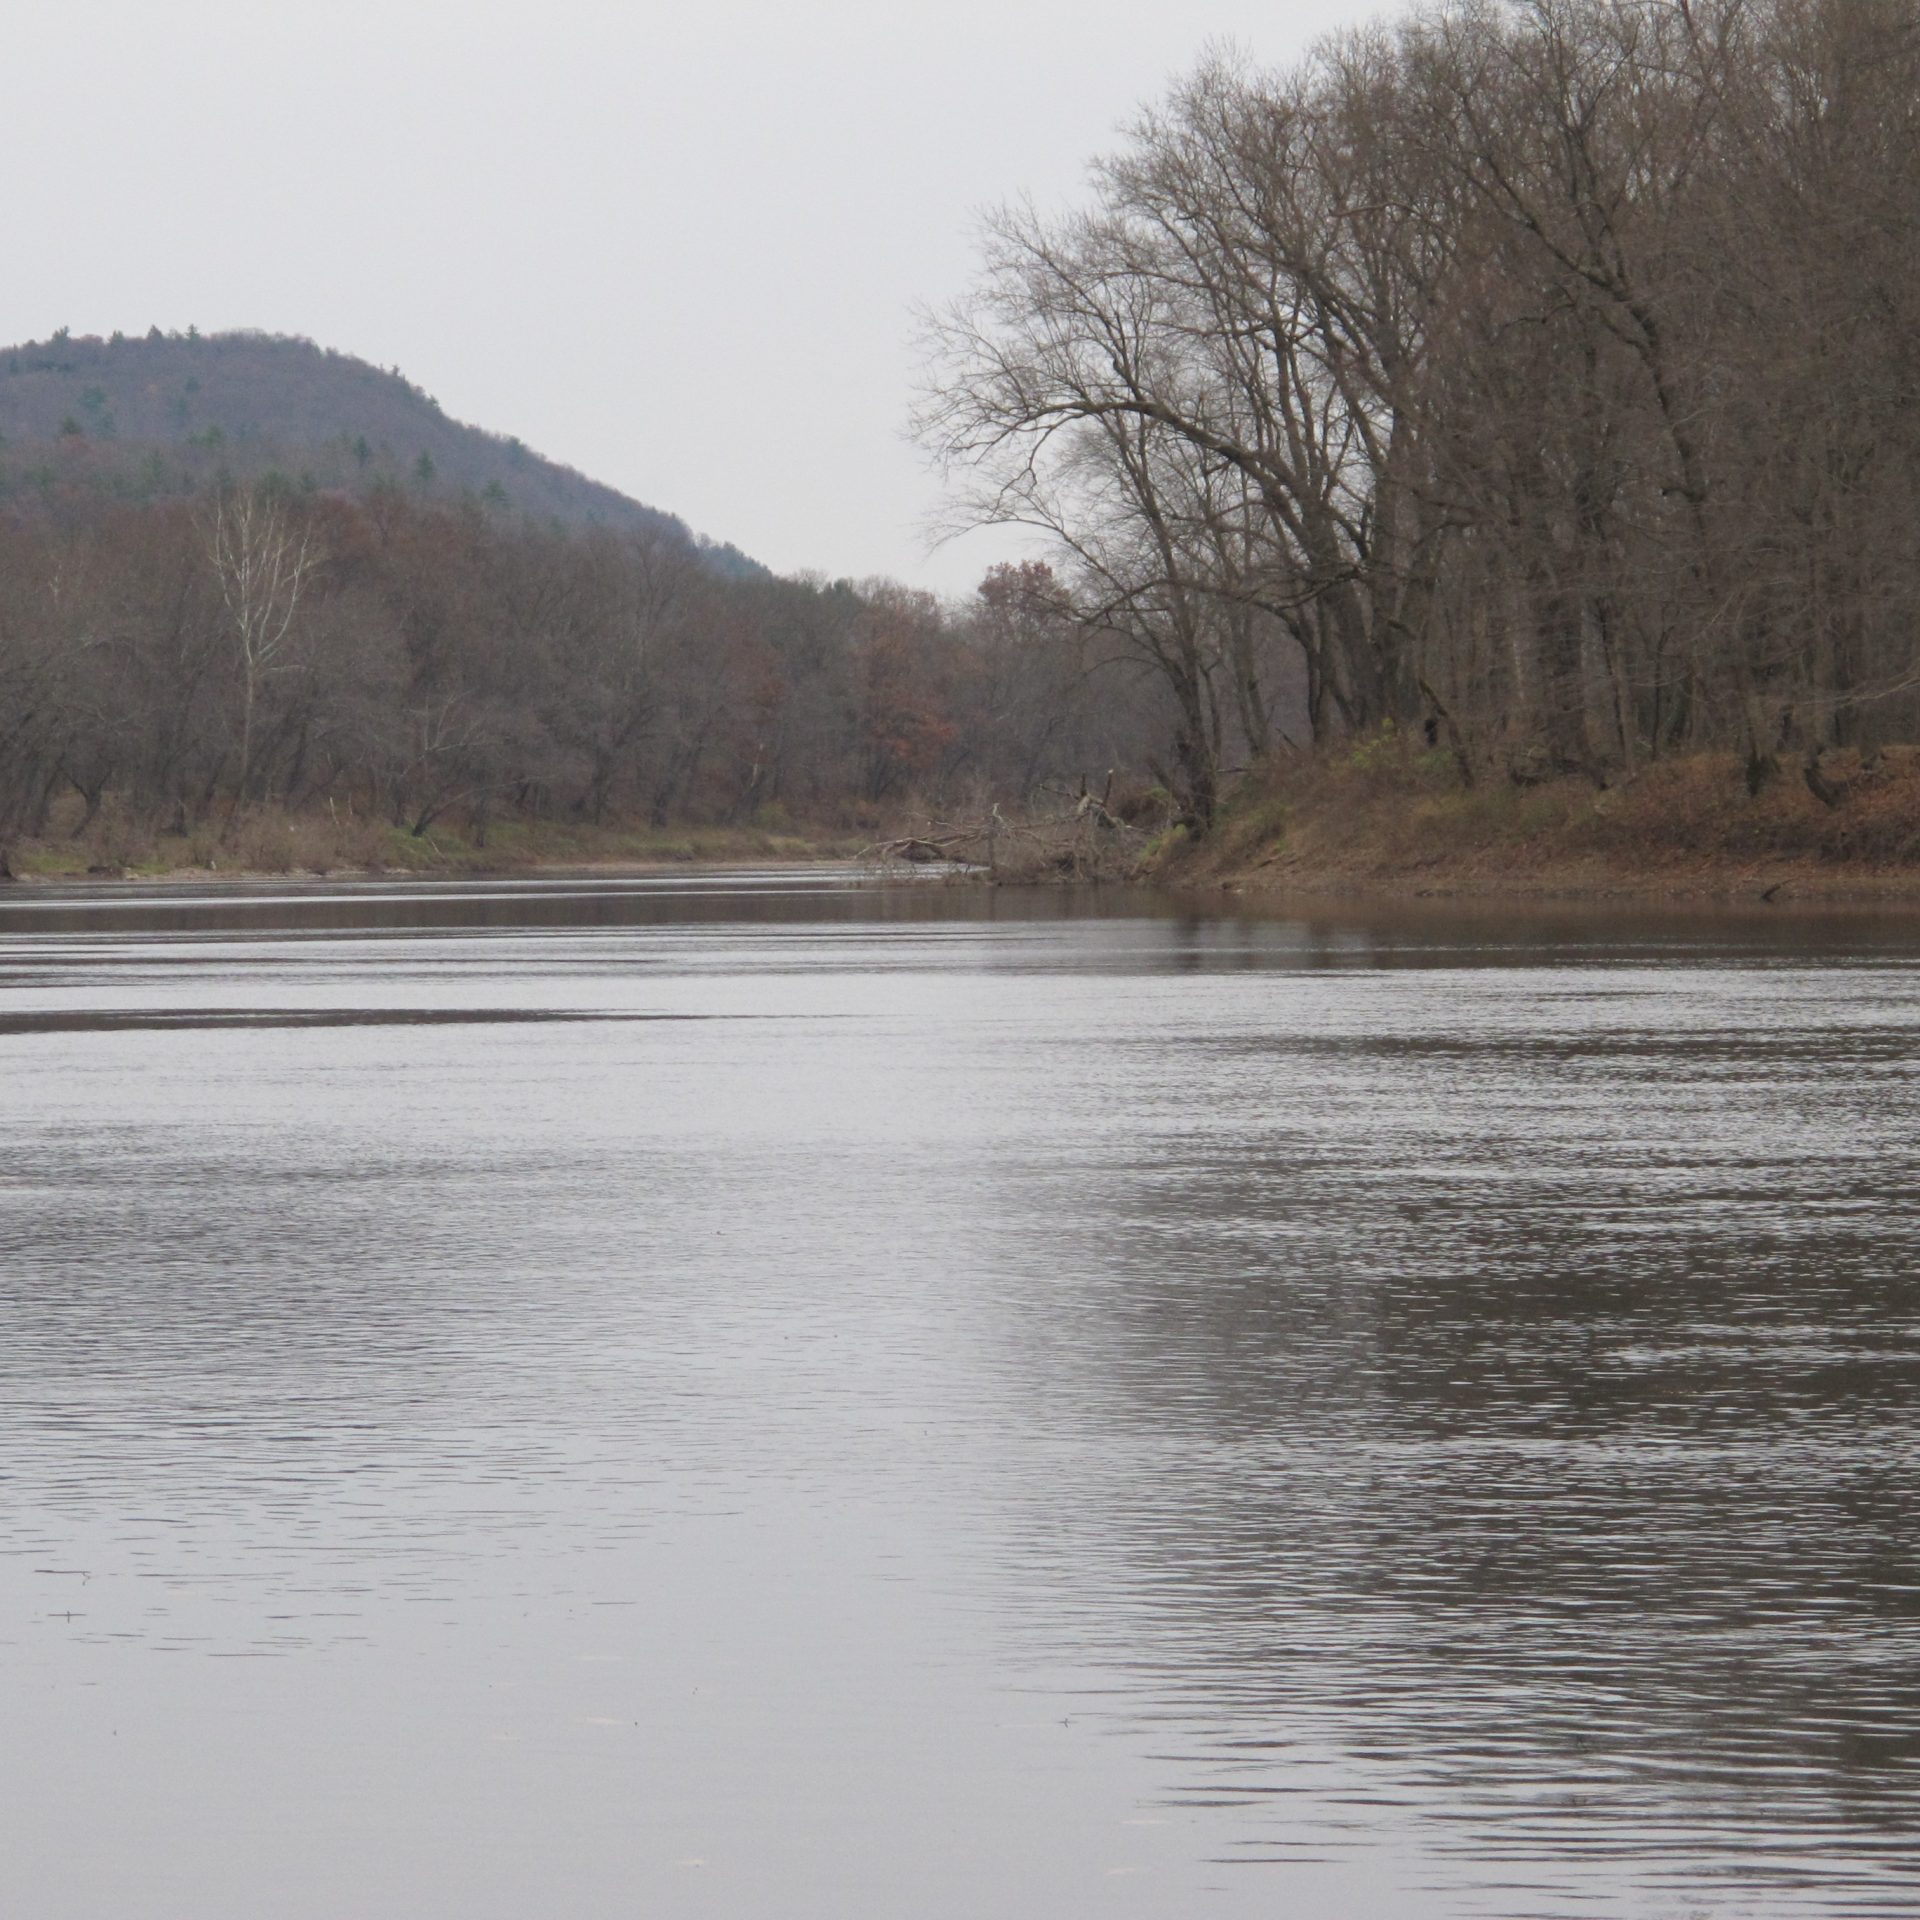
[0,328,760,575]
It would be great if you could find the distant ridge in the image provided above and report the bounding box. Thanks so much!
[0,328,762,576]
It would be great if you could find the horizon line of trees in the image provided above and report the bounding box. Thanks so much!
[0,327,764,570]
[0,481,1171,861]
[918,0,1920,820]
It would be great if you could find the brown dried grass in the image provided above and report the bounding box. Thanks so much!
[1163,746,1920,902]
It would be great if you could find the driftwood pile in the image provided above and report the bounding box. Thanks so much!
[864,787,1145,883]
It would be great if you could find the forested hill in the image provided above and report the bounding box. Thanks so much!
[0,328,761,576]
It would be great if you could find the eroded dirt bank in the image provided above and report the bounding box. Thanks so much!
[1154,748,1920,906]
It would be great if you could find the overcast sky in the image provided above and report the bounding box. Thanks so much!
[7,0,1380,594]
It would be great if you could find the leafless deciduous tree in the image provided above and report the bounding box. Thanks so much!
[919,0,1920,808]
[202,485,318,804]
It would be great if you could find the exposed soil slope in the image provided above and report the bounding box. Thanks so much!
[1160,747,1920,904]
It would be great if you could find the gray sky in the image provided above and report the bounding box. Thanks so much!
[7,0,1378,594]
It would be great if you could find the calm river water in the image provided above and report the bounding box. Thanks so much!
[3,871,1918,1917]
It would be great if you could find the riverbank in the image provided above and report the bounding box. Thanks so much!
[1156,746,1920,904]
[0,809,867,884]
[18,749,1920,906]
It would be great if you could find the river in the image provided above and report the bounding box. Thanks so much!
[3,871,1918,1917]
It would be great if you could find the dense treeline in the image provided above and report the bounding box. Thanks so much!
[920,0,1920,820]
[0,485,1162,862]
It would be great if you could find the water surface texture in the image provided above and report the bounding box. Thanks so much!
[4,873,1919,1917]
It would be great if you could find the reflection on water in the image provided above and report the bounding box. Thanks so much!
[3,871,1919,1917]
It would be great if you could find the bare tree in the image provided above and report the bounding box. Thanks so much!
[201,485,320,806]
[920,0,1920,813]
